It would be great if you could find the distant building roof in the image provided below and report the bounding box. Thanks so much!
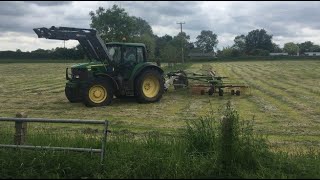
[304,52,320,56]
[269,52,288,56]
[304,52,320,54]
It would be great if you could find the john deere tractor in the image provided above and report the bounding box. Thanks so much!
[33,26,164,107]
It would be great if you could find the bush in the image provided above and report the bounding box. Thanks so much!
[216,101,272,177]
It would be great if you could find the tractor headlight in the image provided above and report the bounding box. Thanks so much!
[71,68,88,80]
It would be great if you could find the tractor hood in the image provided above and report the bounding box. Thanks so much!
[71,62,108,70]
[71,62,94,69]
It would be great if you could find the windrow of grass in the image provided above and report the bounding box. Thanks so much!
[0,101,319,179]
[0,60,319,152]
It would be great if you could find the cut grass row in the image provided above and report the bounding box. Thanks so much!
[0,60,319,151]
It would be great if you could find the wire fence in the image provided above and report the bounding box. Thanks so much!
[0,112,109,164]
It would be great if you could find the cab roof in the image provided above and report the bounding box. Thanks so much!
[105,42,146,47]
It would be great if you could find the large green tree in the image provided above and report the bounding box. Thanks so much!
[220,46,241,57]
[132,33,156,59]
[299,41,320,53]
[160,44,179,63]
[283,42,298,55]
[245,29,273,54]
[89,5,153,42]
[272,43,282,53]
[298,41,313,54]
[154,34,173,58]
[131,17,153,37]
[195,30,218,53]
[89,4,156,58]
[172,32,192,62]
[232,35,246,52]
[310,44,320,52]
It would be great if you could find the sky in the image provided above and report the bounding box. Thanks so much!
[1,1,320,52]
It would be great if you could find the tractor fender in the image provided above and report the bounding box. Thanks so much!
[129,64,164,88]
[95,73,120,90]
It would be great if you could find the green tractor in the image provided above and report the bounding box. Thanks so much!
[33,26,164,107]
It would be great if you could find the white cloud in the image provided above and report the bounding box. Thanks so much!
[1,1,320,51]
[0,32,78,51]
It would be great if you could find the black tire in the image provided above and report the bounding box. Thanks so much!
[82,79,113,107]
[208,87,214,96]
[219,88,224,96]
[236,90,241,96]
[135,69,164,103]
[65,86,82,103]
[231,89,235,95]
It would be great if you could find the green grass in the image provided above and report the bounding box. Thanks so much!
[0,101,319,179]
[1,60,319,151]
[0,60,320,178]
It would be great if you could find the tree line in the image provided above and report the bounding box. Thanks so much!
[1,4,320,61]
[0,45,84,60]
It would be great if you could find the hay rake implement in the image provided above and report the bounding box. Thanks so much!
[164,65,250,96]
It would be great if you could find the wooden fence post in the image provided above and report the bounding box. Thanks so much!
[14,112,28,145]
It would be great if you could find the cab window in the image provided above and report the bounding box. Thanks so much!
[123,46,137,63]
[137,47,144,63]
[107,46,121,63]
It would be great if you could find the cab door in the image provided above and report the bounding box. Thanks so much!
[121,46,145,80]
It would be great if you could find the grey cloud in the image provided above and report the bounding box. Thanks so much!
[24,1,72,6]
[230,2,320,37]
[2,1,320,50]
[0,1,88,35]
[0,2,33,15]
[120,1,200,17]
[116,1,201,26]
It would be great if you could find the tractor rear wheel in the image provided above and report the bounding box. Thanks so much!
[236,90,241,96]
[82,79,113,107]
[208,87,214,95]
[65,86,81,103]
[135,69,164,103]
[231,89,235,95]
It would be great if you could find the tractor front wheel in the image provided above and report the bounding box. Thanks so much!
[65,86,81,103]
[135,69,164,103]
[82,79,113,107]
[219,88,224,96]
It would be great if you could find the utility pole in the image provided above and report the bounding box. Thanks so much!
[64,40,66,60]
[177,22,185,63]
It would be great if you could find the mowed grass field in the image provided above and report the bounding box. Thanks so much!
[0,60,319,152]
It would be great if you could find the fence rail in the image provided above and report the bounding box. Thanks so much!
[0,113,109,164]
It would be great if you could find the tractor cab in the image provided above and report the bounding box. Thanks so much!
[106,42,147,80]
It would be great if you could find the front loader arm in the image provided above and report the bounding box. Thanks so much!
[33,26,112,63]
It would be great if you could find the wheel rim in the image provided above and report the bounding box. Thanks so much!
[89,85,107,103]
[142,75,160,98]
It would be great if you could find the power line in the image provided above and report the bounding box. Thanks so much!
[177,22,185,63]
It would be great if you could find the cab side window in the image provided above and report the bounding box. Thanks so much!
[137,47,144,63]
[123,47,137,63]
[107,46,121,63]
